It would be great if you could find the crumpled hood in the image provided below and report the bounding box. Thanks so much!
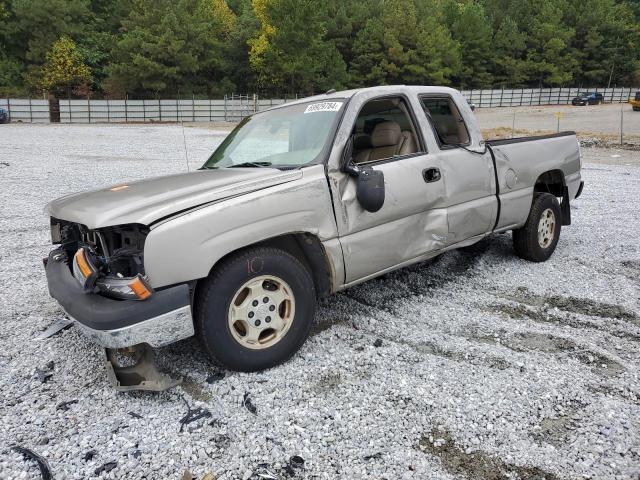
[46,168,302,229]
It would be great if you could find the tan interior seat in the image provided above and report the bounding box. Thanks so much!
[355,121,417,163]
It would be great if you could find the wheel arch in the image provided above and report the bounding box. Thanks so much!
[534,169,571,225]
[196,232,335,303]
[534,169,565,196]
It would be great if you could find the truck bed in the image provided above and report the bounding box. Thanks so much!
[485,131,582,232]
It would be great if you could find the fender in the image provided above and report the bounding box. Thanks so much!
[143,165,339,289]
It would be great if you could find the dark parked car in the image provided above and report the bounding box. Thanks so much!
[571,92,604,106]
[0,107,8,123]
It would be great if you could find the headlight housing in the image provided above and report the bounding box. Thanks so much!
[72,247,153,300]
[72,248,99,292]
[96,274,153,301]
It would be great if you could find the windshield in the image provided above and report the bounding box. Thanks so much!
[202,100,345,169]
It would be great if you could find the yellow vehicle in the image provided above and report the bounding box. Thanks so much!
[631,92,640,111]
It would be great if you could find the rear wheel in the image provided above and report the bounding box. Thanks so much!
[512,193,562,262]
[195,247,315,371]
[633,106,640,112]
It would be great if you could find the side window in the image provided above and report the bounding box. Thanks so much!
[420,96,470,147]
[352,97,422,165]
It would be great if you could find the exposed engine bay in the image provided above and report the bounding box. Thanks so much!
[50,217,152,300]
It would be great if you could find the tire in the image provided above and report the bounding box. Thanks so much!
[512,193,562,262]
[195,247,316,371]
[633,107,640,112]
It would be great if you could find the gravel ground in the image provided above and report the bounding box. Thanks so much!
[1,123,639,479]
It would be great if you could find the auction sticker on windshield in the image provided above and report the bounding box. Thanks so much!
[304,102,343,114]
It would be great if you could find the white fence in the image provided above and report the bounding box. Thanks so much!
[57,96,289,123]
[2,87,638,123]
[0,98,50,123]
[461,87,637,108]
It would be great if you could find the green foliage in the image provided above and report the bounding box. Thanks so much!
[445,0,494,88]
[0,0,638,97]
[248,0,347,93]
[349,0,461,87]
[104,0,232,97]
[40,36,92,94]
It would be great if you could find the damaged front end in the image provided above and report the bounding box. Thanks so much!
[50,218,153,301]
[45,218,192,391]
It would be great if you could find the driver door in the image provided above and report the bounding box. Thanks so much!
[327,94,448,284]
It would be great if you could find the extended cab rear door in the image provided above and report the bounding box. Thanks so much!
[419,94,498,245]
[326,91,448,285]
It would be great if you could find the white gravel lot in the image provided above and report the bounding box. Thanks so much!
[1,123,639,480]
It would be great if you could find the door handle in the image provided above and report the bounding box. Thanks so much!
[423,167,441,183]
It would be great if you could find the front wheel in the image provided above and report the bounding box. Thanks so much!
[195,247,316,371]
[512,193,562,262]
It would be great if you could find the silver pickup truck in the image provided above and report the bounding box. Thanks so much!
[44,86,583,387]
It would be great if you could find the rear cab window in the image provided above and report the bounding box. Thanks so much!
[420,96,470,148]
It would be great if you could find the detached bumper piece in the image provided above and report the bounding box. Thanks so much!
[105,344,181,392]
[45,248,192,391]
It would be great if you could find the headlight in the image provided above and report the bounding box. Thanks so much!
[72,248,99,292]
[96,274,153,301]
[73,246,153,300]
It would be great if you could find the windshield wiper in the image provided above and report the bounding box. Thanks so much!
[228,161,272,168]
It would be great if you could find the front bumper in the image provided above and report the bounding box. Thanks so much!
[44,249,194,348]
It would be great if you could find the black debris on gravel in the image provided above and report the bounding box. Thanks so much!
[83,450,97,461]
[179,397,211,433]
[56,399,78,411]
[282,455,305,477]
[36,318,73,340]
[364,452,382,460]
[373,338,383,347]
[11,445,52,480]
[35,368,53,384]
[128,412,143,419]
[206,370,226,383]
[34,360,55,384]
[243,392,257,415]
[94,461,117,475]
[289,455,305,469]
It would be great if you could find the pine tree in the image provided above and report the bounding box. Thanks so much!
[248,0,347,94]
[104,0,232,97]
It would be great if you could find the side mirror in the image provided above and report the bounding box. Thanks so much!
[356,167,385,212]
[341,138,385,213]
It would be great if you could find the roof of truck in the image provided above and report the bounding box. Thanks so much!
[271,85,461,109]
